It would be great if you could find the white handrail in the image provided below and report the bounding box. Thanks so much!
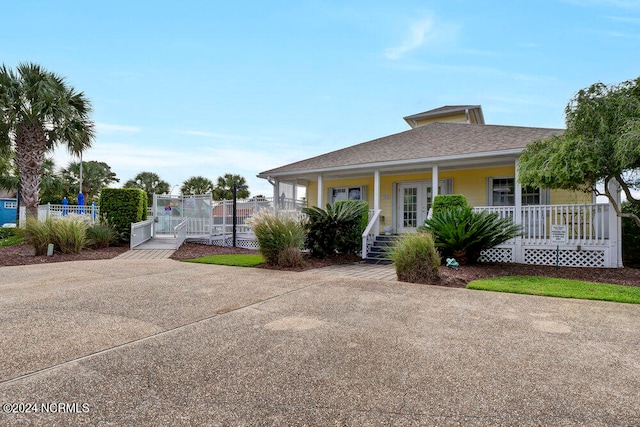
[361,209,381,259]
[130,218,154,250]
[174,220,188,249]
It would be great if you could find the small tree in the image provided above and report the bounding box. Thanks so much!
[61,160,119,203]
[124,171,170,205]
[181,176,214,195]
[213,173,249,200]
[0,63,94,217]
[519,77,640,229]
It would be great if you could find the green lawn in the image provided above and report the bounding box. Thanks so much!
[467,276,640,304]
[183,254,265,267]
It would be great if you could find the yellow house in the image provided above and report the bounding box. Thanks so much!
[258,105,622,268]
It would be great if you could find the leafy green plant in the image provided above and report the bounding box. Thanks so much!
[0,227,24,247]
[431,194,468,216]
[87,219,120,248]
[247,209,305,267]
[303,200,369,257]
[423,206,521,265]
[388,232,440,284]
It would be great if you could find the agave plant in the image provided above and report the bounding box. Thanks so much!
[422,206,521,264]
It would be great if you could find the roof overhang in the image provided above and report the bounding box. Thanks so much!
[257,148,522,181]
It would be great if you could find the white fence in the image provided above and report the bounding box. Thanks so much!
[130,219,154,250]
[38,203,99,223]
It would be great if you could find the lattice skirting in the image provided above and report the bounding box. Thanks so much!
[479,247,514,263]
[209,236,260,250]
[523,248,606,268]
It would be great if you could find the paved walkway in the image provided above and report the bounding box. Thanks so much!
[2,259,639,425]
[310,262,397,281]
[114,249,175,260]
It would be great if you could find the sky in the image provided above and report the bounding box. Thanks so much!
[2,0,640,197]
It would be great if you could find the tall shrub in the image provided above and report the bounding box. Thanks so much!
[388,232,440,284]
[99,188,147,243]
[303,200,368,257]
[248,209,305,267]
[423,206,521,264]
[431,194,468,216]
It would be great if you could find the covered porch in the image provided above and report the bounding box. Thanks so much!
[268,156,623,268]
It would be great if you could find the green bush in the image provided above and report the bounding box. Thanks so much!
[303,200,369,257]
[99,188,147,243]
[25,216,88,255]
[431,194,468,216]
[423,206,521,265]
[622,201,640,267]
[248,209,305,268]
[388,232,440,284]
[87,219,120,248]
[0,227,24,247]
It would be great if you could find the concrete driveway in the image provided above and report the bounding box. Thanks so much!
[0,259,639,426]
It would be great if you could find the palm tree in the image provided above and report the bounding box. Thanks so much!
[124,171,170,205]
[60,160,119,204]
[181,176,214,195]
[0,149,19,196]
[0,63,94,217]
[213,173,250,200]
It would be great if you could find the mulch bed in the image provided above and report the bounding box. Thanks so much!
[1,242,639,288]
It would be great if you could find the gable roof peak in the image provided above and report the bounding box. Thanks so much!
[403,105,485,128]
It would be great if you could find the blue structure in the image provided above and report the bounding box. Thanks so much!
[62,197,68,216]
[77,193,85,214]
[0,198,17,226]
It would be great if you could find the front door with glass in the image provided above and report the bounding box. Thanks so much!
[397,180,449,233]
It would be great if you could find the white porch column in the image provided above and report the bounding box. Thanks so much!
[272,179,279,213]
[431,164,439,205]
[317,175,324,207]
[607,178,623,268]
[514,159,523,263]
[373,169,380,236]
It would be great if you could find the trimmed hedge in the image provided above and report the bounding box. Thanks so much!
[99,188,147,243]
[431,194,468,216]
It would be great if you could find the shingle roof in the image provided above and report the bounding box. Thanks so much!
[259,122,563,176]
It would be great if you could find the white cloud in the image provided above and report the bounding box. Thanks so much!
[95,123,141,133]
[384,14,459,60]
[180,130,248,141]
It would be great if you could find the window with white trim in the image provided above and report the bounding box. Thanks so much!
[328,186,367,204]
[487,177,546,206]
[4,201,17,209]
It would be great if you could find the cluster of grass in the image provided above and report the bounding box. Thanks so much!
[467,276,640,304]
[248,209,305,268]
[25,216,119,255]
[388,232,440,284]
[0,227,24,247]
[184,254,264,267]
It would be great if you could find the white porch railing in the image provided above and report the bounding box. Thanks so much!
[472,204,611,245]
[362,209,381,259]
[130,218,154,250]
[472,203,617,267]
